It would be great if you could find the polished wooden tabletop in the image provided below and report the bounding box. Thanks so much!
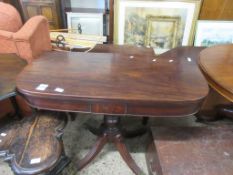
[199,44,233,102]
[90,44,155,56]
[16,46,209,117]
[0,54,26,101]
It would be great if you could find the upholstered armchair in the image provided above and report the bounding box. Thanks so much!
[0,2,52,63]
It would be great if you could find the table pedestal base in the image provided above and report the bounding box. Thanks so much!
[77,115,145,175]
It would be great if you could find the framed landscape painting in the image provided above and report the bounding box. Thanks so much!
[114,0,202,54]
[194,20,233,47]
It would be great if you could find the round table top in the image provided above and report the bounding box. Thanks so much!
[199,44,233,102]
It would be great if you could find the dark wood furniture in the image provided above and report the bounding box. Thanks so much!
[0,54,26,117]
[199,44,233,119]
[17,0,62,29]
[0,54,69,174]
[16,46,209,174]
[90,44,154,56]
[146,126,233,175]
[0,111,70,175]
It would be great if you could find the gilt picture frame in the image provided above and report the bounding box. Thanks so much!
[114,0,202,54]
[194,20,233,47]
[144,16,180,53]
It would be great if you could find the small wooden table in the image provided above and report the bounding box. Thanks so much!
[0,54,26,117]
[16,46,209,174]
[147,126,233,175]
[199,44,233,118]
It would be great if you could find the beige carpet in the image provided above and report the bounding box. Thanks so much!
[1,113,228,175]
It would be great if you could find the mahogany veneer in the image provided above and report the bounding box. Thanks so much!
[16,46,209,174]
[199,44,233,102]
[16,47,208,117]
[199,44,233,119]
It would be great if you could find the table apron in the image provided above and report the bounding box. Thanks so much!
[24,96,202,117]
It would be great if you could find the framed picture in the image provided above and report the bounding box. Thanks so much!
[67,12,104,36]
[145,16,180,53]
[194,20,233,47]
[114,0,202,54]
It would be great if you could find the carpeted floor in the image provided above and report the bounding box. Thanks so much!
[1,113,231,175]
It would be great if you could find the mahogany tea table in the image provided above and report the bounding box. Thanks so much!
[199,44,233,119]
[16,46,209,174]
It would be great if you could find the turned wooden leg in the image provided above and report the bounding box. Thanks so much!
[76,135,107,170]
[114,135,145,175]
[86,116,148,138]
[77,116,145,174]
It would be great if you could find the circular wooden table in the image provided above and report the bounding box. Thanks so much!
[199,44,233,118]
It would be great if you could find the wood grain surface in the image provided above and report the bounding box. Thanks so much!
[16,46,208,117]
[90,44,155,56]
[0,54,26,101]
[199,44,233,102]
[147,126,233,175]
[200,0,233,20]
[0,111,67,174]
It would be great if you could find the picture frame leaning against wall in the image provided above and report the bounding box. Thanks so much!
[114,0,202,54]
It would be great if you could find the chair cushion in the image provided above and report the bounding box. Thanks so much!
[0,2,22,32]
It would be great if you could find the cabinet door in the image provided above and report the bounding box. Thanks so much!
[18,0,61,29]
[40,5,59,29]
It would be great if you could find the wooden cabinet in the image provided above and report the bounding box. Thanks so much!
[200,0,233,20]
[18,0,62,29]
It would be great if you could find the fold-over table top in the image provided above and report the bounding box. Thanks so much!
[16,47,209,116]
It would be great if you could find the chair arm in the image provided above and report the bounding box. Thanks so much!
[0,30,13,40]
[13,15,52,62]
[13,16,50,42]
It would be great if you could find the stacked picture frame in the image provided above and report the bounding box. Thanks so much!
[114,0,202,54]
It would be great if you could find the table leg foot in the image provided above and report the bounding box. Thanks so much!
[114,135,145,175]
[76,135,107,170]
